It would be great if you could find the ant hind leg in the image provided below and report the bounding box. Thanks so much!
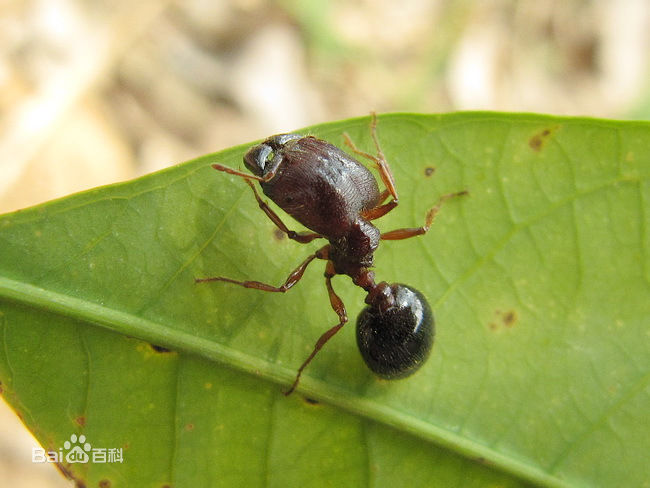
[284,261,348,395]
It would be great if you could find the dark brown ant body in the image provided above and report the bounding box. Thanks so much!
[197,115,466,394]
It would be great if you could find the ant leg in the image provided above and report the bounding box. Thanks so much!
[381,190,468,241]
[212,165,322,244]
[284,260,348,395]
[362,200,398,221]
[360,187,398,221]
[342,112,399,204]
[377,188,391,205]
[195,250,320,291]
[242,179,323,243]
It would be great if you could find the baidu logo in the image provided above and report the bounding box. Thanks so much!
[33,434,123,464]
[63,434,91,463]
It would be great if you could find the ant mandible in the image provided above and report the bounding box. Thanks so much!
[197,114,467,395]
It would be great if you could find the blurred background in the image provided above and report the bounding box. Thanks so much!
[0,0,648,486]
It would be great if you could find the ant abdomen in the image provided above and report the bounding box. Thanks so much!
[356,283,434,379]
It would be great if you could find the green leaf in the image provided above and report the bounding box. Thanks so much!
[0,113,648,487]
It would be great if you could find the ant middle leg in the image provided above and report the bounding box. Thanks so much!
[380,190,469,241]
[195,245,328,291]
[343,112,399,204]
[284,260,348,395]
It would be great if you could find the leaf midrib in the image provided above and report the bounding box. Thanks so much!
[0,275,568,488]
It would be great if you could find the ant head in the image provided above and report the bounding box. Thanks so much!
[356,283,434,379]
[243,134,302,178]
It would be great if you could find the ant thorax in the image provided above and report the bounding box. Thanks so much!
[328,218,380,276]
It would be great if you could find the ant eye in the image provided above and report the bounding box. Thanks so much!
[356,284,434,379]
[243,143,273,176]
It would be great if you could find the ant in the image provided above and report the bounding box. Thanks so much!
[196,114,467,395]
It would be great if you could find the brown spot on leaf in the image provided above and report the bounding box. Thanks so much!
[503,310,517,327]
[489,309,518,331]
[303,396,320,405]
[424,166,436,177]
[75,416,86,426]
[528,126,558,152]
[273,228,286,241]
[99,480,112,488]
[149,344,172,353]
[185,423,194,431]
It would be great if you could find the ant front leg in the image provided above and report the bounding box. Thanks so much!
[343,112,399,206]
[211,164,323,244]
[242,179,323,244]
[381,190,469,241]
[284,259,348,395]
[361,193,398,221]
